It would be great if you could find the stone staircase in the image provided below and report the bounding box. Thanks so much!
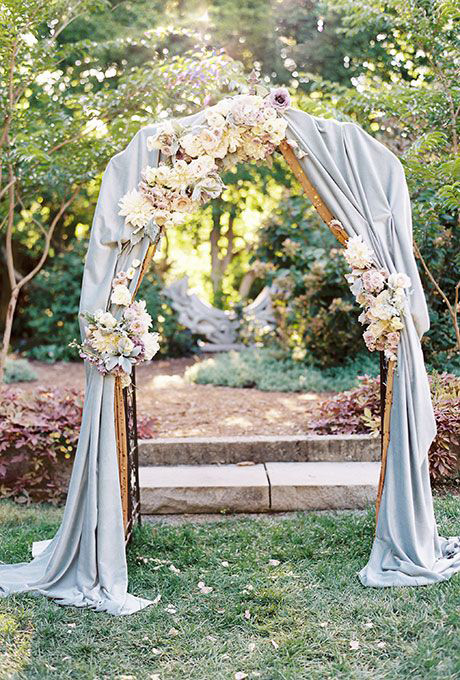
[138,434,381,515]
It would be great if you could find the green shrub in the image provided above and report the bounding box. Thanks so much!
[4,359,38,384]
[16,245,84,361]
[185,348,379,393]
[252,193,366,367]
[15,245,195,361]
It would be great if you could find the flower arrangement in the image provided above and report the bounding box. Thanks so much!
[343,235,411,362]
[73,260,160,385]
[118,87,299,243]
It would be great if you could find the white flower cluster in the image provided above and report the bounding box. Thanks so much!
[118,89,294,241]
[344,236,411,362]
[73,259,160,386]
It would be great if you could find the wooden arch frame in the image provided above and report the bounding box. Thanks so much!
[115,139,396,541]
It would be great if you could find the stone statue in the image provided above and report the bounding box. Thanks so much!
[163,277,276,350]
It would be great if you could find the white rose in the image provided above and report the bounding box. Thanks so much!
[189,155,217,178]
[154,166,172,184]
[225,126,243,153]
[142,332,160,360]
[369,303,394,321]
[229,95,263,125]
[98,312,117,329]
[214,98,233,116]
[142,166,158,184]
[205,109,226,129]
[265,117,287,143]
[111,284,132,306]
[199,128,229,158]
[131,259,141,268]
[180,133,203,157]
[388,272,411,290]
[343,236,373,270]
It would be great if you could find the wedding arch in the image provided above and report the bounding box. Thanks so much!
[1,87,459,615]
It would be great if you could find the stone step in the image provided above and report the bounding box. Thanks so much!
[139,461,380,515]
[138,434,380,466]
[266,461,380,512]
[140,463,269,514]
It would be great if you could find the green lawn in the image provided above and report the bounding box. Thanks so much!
[1,499,459,680]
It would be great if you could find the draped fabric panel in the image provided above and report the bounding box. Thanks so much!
[284,108,460,585]
[0,124,161,615]
[1,108,458,615]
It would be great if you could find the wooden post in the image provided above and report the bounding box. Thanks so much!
[114,239,161,537]
[114,375,129,529]
[375,358,396,530]
[278,139,394,528]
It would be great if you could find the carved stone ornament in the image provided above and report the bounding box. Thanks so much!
[163,277,276,348]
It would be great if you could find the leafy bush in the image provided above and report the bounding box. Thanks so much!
[309,372,460,484]
[252,193,366,367]
[16,246,84,361]
[4,359,38,384]
[186,348,380,393]
[0,386,157,503]
[308,375,381,436]
[0,387,83,502]
[429,373,460,482]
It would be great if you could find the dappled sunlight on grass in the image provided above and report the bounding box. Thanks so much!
[0,499,459,678]
[0,606,33,677]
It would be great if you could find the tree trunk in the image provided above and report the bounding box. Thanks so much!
[0,286,19,383]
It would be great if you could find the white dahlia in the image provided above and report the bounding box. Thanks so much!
[118,189,154,228]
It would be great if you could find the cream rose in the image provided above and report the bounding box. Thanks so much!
[205,109,226,129]
[199,128,228,158]
[388,272,411,289]
[142,332,160,360]
[111,284,132,306]
[180,133,203,158]
[98,312,118,329]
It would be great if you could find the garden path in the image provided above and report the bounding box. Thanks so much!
[27,358,323,437]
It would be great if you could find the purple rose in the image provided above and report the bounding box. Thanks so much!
[267,87,291,111]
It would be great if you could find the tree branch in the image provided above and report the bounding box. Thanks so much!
[16,186,81,291]
[414,240,460,350]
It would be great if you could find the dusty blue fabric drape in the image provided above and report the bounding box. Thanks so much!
[1,107,459,615]
[0,123,162,614]
[284,108,460,586]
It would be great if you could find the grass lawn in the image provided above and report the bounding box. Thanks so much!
[0,499,459,680]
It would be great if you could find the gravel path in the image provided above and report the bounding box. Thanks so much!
[21,357,322,437]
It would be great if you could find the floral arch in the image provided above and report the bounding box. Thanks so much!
[76,88,407,529]
[1,87,459,616]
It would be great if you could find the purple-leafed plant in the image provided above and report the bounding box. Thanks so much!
[309,372,460,484]
[0,386,157,502]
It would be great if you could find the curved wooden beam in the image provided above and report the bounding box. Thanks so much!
[278,140,349,245]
